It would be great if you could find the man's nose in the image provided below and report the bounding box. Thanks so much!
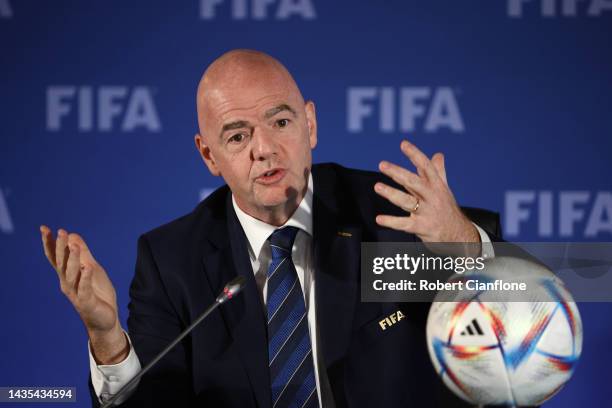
[251,127,278,161]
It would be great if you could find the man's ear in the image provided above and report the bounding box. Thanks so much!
[194,133,221,176]
[304,100,318,149]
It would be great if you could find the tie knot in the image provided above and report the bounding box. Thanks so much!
[268,226,299,255]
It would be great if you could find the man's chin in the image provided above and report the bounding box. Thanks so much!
[257,198,293,210]
[255,190,300,211]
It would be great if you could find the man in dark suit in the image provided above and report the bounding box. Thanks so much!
[40,49,497,407]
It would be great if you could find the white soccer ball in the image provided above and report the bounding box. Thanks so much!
[426,257,583,406]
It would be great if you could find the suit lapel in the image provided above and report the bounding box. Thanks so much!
[311,166,361,383]
[199,193,271,408]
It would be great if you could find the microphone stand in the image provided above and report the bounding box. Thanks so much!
[101,276,246,408]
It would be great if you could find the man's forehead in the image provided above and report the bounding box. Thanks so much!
[219,104,297,134]
[210,97,299,127]
[205,86,299,120]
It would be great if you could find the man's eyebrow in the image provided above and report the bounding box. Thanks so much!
[264,104,297,119]
[220,120,251,137]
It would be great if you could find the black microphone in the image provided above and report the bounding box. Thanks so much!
[101,276,246,408]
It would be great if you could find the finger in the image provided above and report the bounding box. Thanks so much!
[65,243,81,291]
[375,214,418,234]
[68,233,96,264]
[77,264,94,301]
[400,140,439,182]
[374,182,420,213]
[379,160,428,198]
[55,229,69,277]
[40,225,57,269]
[431,152,448,186]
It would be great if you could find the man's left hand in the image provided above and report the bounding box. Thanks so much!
[374,140,480,244]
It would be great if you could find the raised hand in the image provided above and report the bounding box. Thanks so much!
[40,226,128,364]
[374,140,480,245]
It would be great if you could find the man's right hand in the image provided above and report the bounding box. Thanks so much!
[40,226,129,365]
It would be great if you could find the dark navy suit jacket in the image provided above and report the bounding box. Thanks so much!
[90,163,502,407]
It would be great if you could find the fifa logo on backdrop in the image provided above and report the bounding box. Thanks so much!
[0,0,12,18]
[200,0,316,20]
[0,188,14,234]
[46,86,162,132]
[508,0,612,17]
[347,87,465,134]
[505,191,612,237]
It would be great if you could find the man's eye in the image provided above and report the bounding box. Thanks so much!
[276,119,290,128]
[228,133,245,143]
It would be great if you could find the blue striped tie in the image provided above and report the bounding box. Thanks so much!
[266,227,319,408]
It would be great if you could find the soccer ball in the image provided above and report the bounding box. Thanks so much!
[426,257,583,406]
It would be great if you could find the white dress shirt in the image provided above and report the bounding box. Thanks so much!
[90,174,493,406]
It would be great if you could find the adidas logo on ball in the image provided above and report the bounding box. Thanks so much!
[460,319,484,336]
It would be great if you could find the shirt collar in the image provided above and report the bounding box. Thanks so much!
[232,173,313,260]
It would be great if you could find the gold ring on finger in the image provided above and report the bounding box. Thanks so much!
[411,198,420,213]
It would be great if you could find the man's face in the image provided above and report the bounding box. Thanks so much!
[196,72,317,223]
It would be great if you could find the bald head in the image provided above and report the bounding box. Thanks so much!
[196,49,305,134]
[193,49,318,225]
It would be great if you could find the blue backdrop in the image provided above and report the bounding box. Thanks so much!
[1,1,611,406]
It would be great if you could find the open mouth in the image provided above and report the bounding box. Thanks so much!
[255,168,286,185]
